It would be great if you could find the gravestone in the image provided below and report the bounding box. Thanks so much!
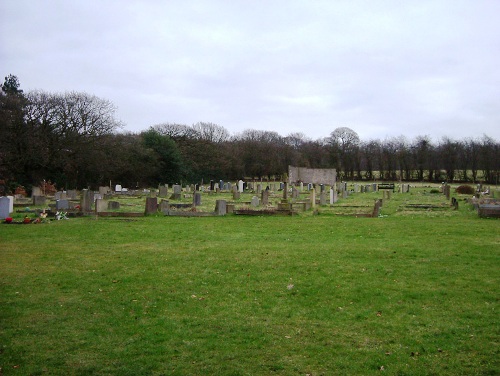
[193,192,202,206]
[56,199,69,210]
[67,190,77,199]
[308,183,313,191]
[214,183,219,192]
[330,189,334,204]
[145,197,158,214]
[227,182,232,191]
[310,189,316,208]
[115,184,122,193]
[320,191,326,206]
[251,196,260,207]
[238,180,244,193]
[108,201,120,210]
[283,182,288,200]
[170,185,182,200]
[233,191,240,200]
[219,180,224,190]
[159,200,170,214]
[257,184,262,195]
[215,200,227,216]
[33,195,46,206]
[261,190,269,205]
[95,199,107,213]
[99,186,109,196]
[32,187,42,197]
[300,182,304,191]
[159,185,168,197]
[292,187,298,199]
[372,183,377,192]
[354,184,359,193]
[81,189,94,212]
[342,190,348,199]
[210,180,215,191]
[0,196,11,218]
[372,199,382,217]
[54,191,62,200]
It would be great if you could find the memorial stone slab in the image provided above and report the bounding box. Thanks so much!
[193,192,202,206]
[0,196,11,218]
[215,200,227,215]
[145,197,158,214]
[251,196,260,207]
[56,199,69,210]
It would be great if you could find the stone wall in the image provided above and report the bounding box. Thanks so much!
[288,166,336,185]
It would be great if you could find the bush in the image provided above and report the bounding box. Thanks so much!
[430,189,441,194]
[455,185,475,195]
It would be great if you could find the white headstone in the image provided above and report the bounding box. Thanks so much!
[0,196,11,218]
[238,180,244,193]
[115,184,122,192]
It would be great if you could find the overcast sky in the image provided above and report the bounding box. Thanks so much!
[2,0,499,142]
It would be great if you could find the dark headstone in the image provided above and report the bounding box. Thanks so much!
[145,197,158,214]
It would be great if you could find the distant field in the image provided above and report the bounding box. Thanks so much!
[1,184,499,375]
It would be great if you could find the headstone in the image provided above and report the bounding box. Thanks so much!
[333,189,338,203]
[54,191,62,200]
[159,199,170,214]
[95,199,107,213]
[320,184,325,192]
[354,184,359,193]
[330,189,334,205]
[108,201,120,210]
[0,196,11,218]
[261,190,269,205]
[372,183,377,192]
[215,200,226,215]
[233,191,240,200]
[227,182,232,191]
[310,189,316,208]
[292,188,299,199]
[372,199,382,217]
[159,185,168,197]
[251,196,260,207]
[214,183,219,192]
[342,190,348,199]
[238,180,244,193]
[300,182,304,191]
[56,199,69,210]
[257,184,262,195]
[283,182,288,200]
[115,184,122,193]
[170,185,182,200]
[31,187,42,197]
[145,197,158,214]
[33,195,46,206]
[93,194,102,202]
[210,180,215,191]
[308,183,313,191]
[320,191,326,206]
[81,189,94,212]
[219,180,224,190]
[67,190,77,199]
[193,192,202,206]
[99,186,109,196]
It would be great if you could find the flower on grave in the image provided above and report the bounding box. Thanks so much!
[23,216,31,224]
[5,217,13,223]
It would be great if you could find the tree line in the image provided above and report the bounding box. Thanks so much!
[1,75,498,193]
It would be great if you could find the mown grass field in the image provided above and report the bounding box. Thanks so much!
[1,185,499,375]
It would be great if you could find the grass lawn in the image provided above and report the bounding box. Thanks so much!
[1,186,499,375]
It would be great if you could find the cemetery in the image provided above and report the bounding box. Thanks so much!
[2,180,498,222]
[1,180,499,375]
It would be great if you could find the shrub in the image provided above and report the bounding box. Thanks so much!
[455,185,475,195]
[430,189,440,194]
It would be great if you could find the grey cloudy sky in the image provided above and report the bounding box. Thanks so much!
[2,0,499,142]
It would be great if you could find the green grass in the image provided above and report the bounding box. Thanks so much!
[1,186,499,375]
